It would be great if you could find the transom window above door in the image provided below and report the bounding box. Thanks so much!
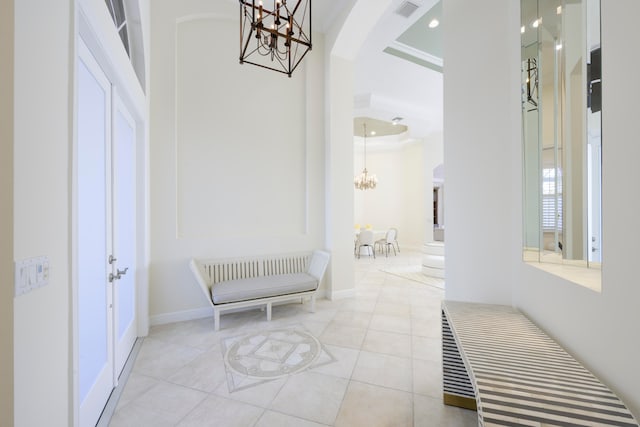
[104,0,129,56]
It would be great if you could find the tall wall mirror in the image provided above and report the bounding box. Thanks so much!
[521,0,602,271]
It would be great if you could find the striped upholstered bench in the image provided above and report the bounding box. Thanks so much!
[442,301,638,426]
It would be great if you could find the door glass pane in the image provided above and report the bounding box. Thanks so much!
[114,109,135,339]
[77,58,109,402]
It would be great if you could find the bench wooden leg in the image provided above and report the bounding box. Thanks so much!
[214,308,220,331]
[267,302,272,321]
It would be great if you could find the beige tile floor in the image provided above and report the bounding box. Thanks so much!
[108,250,477,427]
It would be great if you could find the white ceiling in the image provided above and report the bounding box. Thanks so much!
[311,0,349,33]
[313,0,443,140]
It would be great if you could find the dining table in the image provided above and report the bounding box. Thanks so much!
[354,229,386,240]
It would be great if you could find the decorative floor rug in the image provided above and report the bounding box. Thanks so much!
[381,265,445,290]
[221,326,336,392]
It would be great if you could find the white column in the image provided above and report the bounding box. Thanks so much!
[442,0,521,304]
[325,54,356,299]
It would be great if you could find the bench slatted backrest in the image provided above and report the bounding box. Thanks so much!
[199,252,312,286]
[205,259,261,285]
[262,253,309,276]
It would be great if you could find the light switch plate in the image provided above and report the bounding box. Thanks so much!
[14,256,50,297]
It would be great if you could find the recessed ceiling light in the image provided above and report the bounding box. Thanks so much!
[521,25,525,34]
[557,5,562,14]
[532,18,540,28]
[428,18,439,29]
[555,42,562,51]
[371,131,376,136]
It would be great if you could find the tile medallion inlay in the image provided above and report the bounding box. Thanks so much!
[221,326,336,392]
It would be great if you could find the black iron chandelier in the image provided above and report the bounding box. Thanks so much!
[523,57,538,109]
[239,0,312,77]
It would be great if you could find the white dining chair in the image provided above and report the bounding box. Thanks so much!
[356,229,376,259]
[391,227,400,253]
[375,228,398,257]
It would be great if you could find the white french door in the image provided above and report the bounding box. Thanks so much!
[77,38,137,427]
[112,95,137,376]
[77,39,114,427]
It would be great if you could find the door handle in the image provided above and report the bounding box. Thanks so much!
[109,267,129,282]
[116,267,129,279]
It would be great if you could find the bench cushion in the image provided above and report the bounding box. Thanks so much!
[212,273,318,305]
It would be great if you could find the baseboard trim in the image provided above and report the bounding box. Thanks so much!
[149,307,213,326]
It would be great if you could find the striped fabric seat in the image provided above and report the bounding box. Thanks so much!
[442,301,638,427]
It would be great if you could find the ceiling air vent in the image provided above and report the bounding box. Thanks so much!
[395,1,420,18]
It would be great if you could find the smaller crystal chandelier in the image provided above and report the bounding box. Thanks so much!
[239,0,312,77]
[354,124,378,190]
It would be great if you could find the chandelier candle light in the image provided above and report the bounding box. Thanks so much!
[354,124,378,190]
[239,0,312,77]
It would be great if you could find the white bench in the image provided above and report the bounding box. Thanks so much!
[190,250,330,331]
[442,301,638,426]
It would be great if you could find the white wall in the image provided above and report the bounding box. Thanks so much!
[149,0,327,322]
[10,1,149,424]
[139,0,151,337]
[0,0,14,424]
[325,54,357,299]
[402,141,428,248]
[424,132,444,243]
[13,1,73,425]
[514,1,640,417]
[443,0,520,305]
[353,140,431,250]
[444,0,640,417]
